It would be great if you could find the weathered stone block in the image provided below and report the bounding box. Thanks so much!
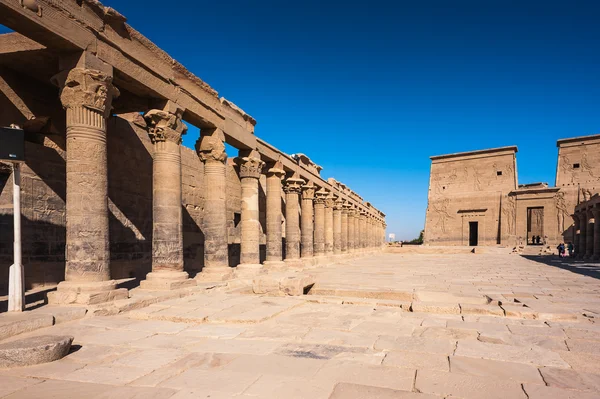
[0,335,73,368]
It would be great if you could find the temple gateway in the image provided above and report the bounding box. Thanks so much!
[424,134,600,258]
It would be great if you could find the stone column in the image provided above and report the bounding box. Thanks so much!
[586,209,595,259]
[313,189,327,257]
[264,163,285,268]
[284,176,304,266]
[324,196,335,256]
[593,208,600,261]
[49,65,127,305]
[235,150,265,276]
[140,107,195,290]
[341,202,349,254]
[347,209,356,253]
[196,128,232,280]
[353,210,360,253]
[573,212,581,257]
[579,211,588,259]
[301,182,315,259]
[359,212,367,251]
[333,198,343,254]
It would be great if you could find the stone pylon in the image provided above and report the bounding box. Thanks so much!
[49,63,128,305]
[264,162,285,268]
[196,128,233,280]
[235,150,265,277]
[313,188,328,257]
[140,105,195,290]
[284,175,304,267]
[301,182,315,259]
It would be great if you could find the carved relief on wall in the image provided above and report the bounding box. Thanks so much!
[560,155,576,183]
[473,169,484,191]
[502,195,516,235]
[581,187,593,202]
[581,148,596,178]
[555,191,570,234]
[432,198,453,233]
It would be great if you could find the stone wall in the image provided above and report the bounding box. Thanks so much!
[424,148,517,246]
[557,135,600,241]
[0,110,247,293]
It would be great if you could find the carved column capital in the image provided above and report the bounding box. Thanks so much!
[333,198,344,210]
[284,177,304,194]
[144,109,187,144]
[266,164,285,179]
[342,202,352,213]
[54,68,120,118]
[236,156,265,179]
[314,189,329,204]
[302,182,315,200]
[196,129,227,164]
[325,196,336,208]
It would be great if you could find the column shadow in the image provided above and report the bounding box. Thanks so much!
[521,255,600,280]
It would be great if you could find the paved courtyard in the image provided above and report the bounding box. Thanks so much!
[2,253,600,398]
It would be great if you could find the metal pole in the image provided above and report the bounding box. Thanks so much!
[8,162,24,312]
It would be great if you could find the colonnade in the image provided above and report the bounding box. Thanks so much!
[573,203,600,261]
[44,56,385,305]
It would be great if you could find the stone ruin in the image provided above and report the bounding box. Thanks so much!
[0,0,386,305]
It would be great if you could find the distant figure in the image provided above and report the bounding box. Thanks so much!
[557,243,565,257]
[531,237,536,245]
[400,241,404,248]
[536,235,541,245]
[567,242,574,257]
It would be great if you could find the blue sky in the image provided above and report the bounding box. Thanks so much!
[4,1,599,239]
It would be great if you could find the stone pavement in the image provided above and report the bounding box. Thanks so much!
[1,253,600,398]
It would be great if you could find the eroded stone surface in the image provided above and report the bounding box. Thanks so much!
[0,335,73,368]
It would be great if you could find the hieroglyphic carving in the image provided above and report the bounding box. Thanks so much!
[502,195,516,234]
[54,68,120,118]
[144,109,187,144]
[432,198,453,233]
[555,191,570,234]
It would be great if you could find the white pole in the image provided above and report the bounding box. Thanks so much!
[8,162,24,312]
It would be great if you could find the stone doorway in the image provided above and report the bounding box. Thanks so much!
[469,221,479,246]
[527,207,544,245]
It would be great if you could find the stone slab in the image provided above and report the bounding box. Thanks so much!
[329,383,437,399]
[0,313,54,341]
[0,335,73,368]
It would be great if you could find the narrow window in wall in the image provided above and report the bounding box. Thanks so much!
[573,163,580,169]
[496,171,503,176]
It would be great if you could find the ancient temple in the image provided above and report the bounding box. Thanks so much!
[0,0,386,303]
[424,134,600,253]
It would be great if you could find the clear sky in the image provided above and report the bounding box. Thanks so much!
[3,1,600,240]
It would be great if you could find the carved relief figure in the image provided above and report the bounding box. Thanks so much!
[560,155,576,183]
[432,198,453,233]
[581,150,595,178]
[502,195,516,234]
[582,187,593,202]
[473,169,483,191]
[555,191,570,233]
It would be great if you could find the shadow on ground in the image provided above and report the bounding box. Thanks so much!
[521,255,600,280]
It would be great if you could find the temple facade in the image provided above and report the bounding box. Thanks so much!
[424,134,600,252]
